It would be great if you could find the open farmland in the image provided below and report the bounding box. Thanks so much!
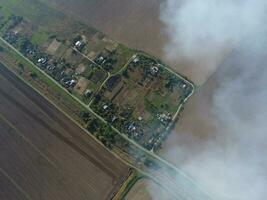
[125,178,174,200]
[42,0,221,86]
[43,0,165,60]
[0,63,129,200]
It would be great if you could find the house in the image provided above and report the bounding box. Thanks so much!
[133,56,139,64]
[157,113,172,125]
[75,40,85,51]
[180,82,187,89]
[127,123,136,132]
[68,79,77,87]
[37,57,47,64]
[75,41,82,47]
[111,116,118,123]
[84,89,92,97]
[26,48,35,55]
[95,55,106,65]
[46,65,55,71]
[150,66,159,76]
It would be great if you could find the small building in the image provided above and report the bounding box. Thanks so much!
[103,105,108,110]
[75,41,82,47]
[84,89,92,97]
[111,116,118,123]
[26,48,35,55]
[157,113,172,125]
[127,123,136,132]
[46,65,55,71]
[150,66,159,76]
[133,56,139,64]
[180,83,187,89]
[37,57,47,64]
[69,79,77,87]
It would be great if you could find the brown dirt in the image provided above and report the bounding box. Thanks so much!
[0,63,129,200]
[43,0,221,85]
[45,0,165,57]
[46,39,61,55]
[74,77,89,94]
[75,63,86,74]
[125,178,173,200]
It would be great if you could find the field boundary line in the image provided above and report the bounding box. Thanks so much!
[0,167,33,200]
[0,113,58,168]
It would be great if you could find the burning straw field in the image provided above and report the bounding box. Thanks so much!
[0,63,129,200]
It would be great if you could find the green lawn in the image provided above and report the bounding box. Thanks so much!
[31,28,49,46]
[0,0,64,29]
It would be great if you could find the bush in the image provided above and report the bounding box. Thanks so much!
[30,71,37,79]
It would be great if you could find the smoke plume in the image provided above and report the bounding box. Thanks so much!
[154,0,267,200]
[160,0,267,85]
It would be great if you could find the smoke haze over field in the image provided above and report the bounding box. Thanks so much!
[160,0,267,85]
[157,0,267,200]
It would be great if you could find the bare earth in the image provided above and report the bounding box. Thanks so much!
[43,0,224,85]
[0,63,129,200]
[125,179,173,200]
[45,0,164,57]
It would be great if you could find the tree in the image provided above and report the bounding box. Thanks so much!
[87,119,98,133]
[80,111,90,123]
[122,69,129,78]
[30,71,37,79]
[19,37,31,53]
[18,63,24,71]
[0,46,3,52]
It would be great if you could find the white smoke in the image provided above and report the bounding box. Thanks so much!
[155,0,267,200]
[160,0,266,59]
[160,0,267,85]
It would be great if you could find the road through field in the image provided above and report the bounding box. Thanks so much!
[0,63,129,200]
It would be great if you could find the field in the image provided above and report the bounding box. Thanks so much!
[125,178,173,200]
[42,0,221,85]
[44,0,164,59]
[0,63,129,200]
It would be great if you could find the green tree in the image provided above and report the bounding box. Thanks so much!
[122,69,129,78]
[30,71,37,79]
[18,63,24,71]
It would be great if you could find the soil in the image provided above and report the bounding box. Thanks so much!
[0,63,129,200]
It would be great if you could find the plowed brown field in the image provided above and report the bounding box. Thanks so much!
[0,63,129,200]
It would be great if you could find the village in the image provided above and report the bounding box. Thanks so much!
[0,14,193,151]
[90,53,193,150]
